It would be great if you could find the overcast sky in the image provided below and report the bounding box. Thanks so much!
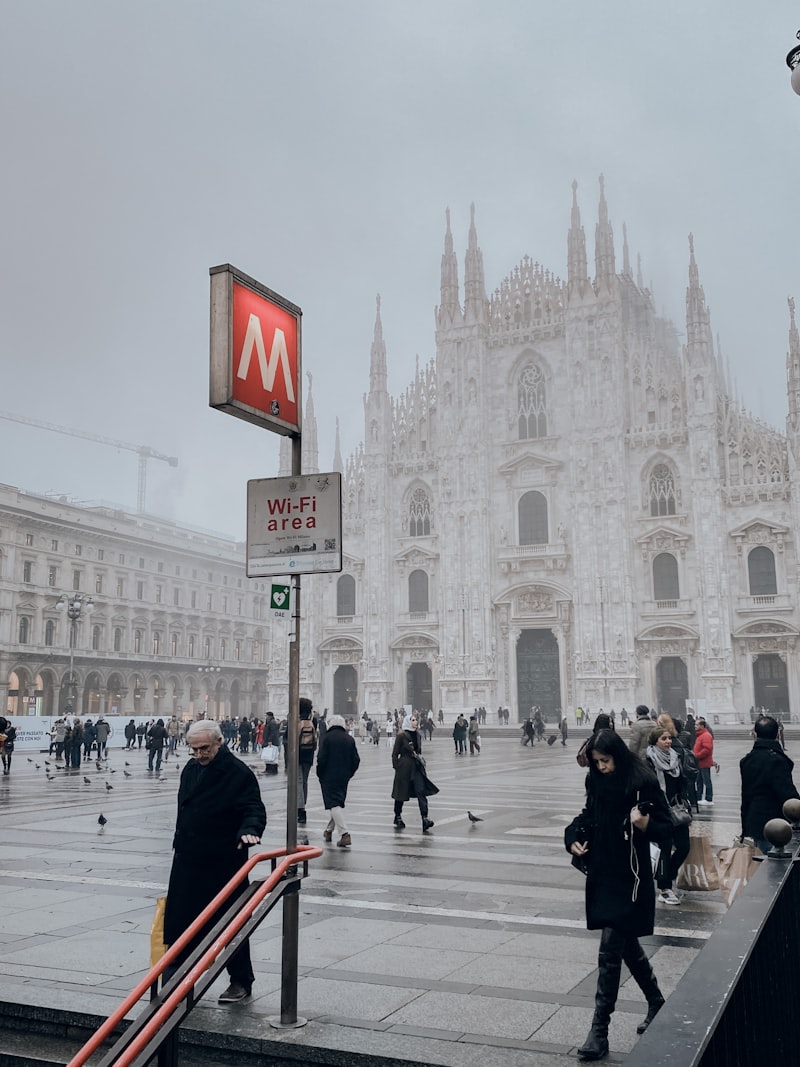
[2,2,799,541]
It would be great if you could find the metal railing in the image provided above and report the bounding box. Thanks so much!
[625,843,800,1066]
[67,844,321,1067]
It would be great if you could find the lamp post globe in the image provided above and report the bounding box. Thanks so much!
[787,31,800,95]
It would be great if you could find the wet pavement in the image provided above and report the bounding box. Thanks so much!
[0,728,763,1065]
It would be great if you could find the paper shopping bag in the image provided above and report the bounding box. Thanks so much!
[676,835,720,892]
[150,896,168,967]
[716,841,763,907]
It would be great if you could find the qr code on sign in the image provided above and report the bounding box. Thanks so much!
[324,538,337,550]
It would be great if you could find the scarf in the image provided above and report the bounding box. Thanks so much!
[647,743,680,793]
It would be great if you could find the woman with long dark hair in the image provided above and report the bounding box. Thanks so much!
[565,729,671,1061]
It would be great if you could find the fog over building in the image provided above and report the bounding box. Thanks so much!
[3,180,799,726]
[285,179,800,724]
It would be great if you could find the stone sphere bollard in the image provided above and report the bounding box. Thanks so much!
[782,797,800,827]
[764,817,793,858]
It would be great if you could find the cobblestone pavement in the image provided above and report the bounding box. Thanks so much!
[0,730,759,1065]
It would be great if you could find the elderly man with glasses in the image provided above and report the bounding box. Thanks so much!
[162,720,266,1004]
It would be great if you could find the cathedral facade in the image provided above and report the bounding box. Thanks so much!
[296,179,800,725]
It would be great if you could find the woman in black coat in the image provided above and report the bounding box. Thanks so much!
[565,729,671,1061]
[392,713,438,832]
[316,714,360,847]
[646,724,691,906]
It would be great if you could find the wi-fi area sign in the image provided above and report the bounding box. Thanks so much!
[270,583,291,616]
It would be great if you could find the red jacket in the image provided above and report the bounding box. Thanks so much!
[693,726,714,769]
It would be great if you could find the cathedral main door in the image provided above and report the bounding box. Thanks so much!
[333,665,358,719]
[753,654,790,720]
[516,629,561,723]
[656,657,688,718]
[406,662,432,711]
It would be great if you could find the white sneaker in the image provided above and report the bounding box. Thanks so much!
[658,890,681,905]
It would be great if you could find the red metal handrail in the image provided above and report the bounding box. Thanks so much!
[67,844,321,1067]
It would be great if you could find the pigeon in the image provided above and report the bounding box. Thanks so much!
[467,811,483,823]
[125,761,131,767]
[35,763,41,770]
[123,770,132,778]
[105,782,113,791]
[27,757,34,763]
[97,813,107,834]
[83,776,92,785]
[46,774,56,781]
[109,768,117,774]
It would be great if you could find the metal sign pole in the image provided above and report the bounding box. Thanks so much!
[272,434,305,1029]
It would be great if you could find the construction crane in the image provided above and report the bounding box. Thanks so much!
[0,411,179,513]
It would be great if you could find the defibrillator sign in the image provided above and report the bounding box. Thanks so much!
[270,583,291,616]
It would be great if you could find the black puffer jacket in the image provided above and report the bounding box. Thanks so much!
[740,739,800,840]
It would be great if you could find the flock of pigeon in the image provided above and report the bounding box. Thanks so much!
[24,752,181,835]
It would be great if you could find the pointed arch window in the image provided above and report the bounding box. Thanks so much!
[653,553,679,601]
[649,463,676,516]
[337,575,356,616]
[748,546,777,596]
[519,491,548,545]
[518,364,547,439]
[409,488,431,537]
[408,570,429,613]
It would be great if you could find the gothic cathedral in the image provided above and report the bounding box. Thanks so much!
[282,178,800,725]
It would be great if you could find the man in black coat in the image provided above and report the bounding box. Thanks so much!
[163,721,266,1003]
[316,714,360,847]
[740,715,800,853]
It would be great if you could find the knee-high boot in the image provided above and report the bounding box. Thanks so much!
[623,938,665,1034]
[578,929,623,1061]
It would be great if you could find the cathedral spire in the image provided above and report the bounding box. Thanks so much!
[594,174,616,285]
[622,222,631,276]
[332,416,343,474]
[787,296,800,433]
[463,202,486,320]
[438,207,461,324]
[301,371,319,473]
[369,293,388,394]
[685,233,712,356]
[567,179,588,292]
[636,253,643,290]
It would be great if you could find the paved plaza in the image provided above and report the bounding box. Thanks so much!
[0,727,760,1065]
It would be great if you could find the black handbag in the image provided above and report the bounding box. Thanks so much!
[566,812,593,875]
[669,797,692,827]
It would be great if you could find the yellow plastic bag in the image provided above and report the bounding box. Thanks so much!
[150,896,168,967]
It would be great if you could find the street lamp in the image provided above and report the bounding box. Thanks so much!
[55,593,94,713]
[196,664,221,673]
[787,30,800,95]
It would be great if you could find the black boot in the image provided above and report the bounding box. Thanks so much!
[578,933,623,1061]
[623,939,665,1034]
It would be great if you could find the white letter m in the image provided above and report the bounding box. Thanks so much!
[237,314,295,402]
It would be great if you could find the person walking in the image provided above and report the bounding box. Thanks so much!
[166,715,180,758]
[559,715,569,746]
[136,721,146,749]
[693,718,715,805]
[0,717,16,774]
[147,718,168,773]
[646,725,691,906]
[522,718,535,746]
[392,713,438,833]
[68,718,84,769]
[468,715,481,755]
[316,714,360,848]
[627,705,653,758]
[296,697,317,825]
[95,717,110,760]
[740,715,800,853]
[452,713,467,755]
[566,729,671,1060]
[82,719,96,761]
[124,719,136,750]
[163,721,266,1004]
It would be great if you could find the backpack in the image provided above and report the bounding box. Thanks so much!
[299,720,316,751]
[678,745,699,783]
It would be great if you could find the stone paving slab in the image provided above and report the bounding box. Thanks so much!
[0,734,759,1065]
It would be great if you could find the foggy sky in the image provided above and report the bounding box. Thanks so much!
[1,2,798,540]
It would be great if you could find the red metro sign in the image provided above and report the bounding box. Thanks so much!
[209,264,302,435]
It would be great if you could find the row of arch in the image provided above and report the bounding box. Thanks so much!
[652,545,777,601]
